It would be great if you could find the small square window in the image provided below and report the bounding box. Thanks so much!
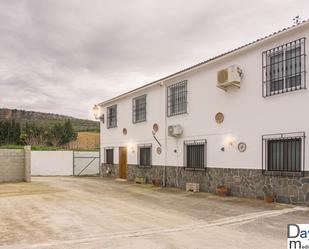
[167,80,187,116]
[262,132,305,175]
[105,148,114,164]
[262,38,306,97]
[184,140,206,170]
[107,105,117,128]
[133,95,146,123]
[267,138,301,172]
[138,144,152,167]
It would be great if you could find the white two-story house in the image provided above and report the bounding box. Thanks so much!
[97,20,309,205]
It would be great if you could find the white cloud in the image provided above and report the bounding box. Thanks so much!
[0,0,308,119]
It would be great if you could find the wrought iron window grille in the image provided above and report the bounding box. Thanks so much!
[262,38,306,97]
[133,95,147,123]
[137,144,152,168]
[106,105,117,128]
[262,132,305,176]
[105,148,114,164]
[184,139,207,171]
[167,80,188,117]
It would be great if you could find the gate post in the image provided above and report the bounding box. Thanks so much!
[24,146,31,182]
[72,151,75,176]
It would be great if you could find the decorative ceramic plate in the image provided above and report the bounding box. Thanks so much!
[238,142,247,152]
[215,112,224,124]
[153,123,159,132]
[122,128,127,135]
[156,147,162,155]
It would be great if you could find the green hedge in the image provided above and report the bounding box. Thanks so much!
[0,145,65,151]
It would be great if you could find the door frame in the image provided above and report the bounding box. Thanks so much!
[119,147,127,179]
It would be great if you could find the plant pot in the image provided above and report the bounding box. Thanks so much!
[265,196,274,203]
[152,179,161,187]
[216,186,229,197]
[134,176,146,184]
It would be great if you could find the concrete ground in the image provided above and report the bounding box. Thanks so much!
[0,177,308,249]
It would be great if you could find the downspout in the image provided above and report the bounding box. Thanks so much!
[99,120,102,177]
[163,83,167,187]
[155,81,167,187]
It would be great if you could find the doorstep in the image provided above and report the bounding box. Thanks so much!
[115,178,127,182]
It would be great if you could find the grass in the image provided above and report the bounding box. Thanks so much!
[0,144,99,151]
[0,145,65,151]
[66,132,100,151]
[0,131,100,151]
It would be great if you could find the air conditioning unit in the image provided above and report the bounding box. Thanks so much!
[217,65,243,91]
[168,125,183,137]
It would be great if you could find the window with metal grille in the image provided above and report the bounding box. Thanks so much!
[106,105,117,128]
[184,140,207,170]
[167,80,187,116]
[105,148,114,164]
[138,144,152,167]
[262,132,305,175]
[133,95,146,123]
[262,38,306,97]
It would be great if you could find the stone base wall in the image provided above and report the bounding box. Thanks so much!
[101,163,309,206]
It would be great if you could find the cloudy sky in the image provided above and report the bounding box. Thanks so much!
[1,0,308,119]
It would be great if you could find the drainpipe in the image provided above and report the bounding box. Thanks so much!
[163,82,167,187]
[154,81,167,187]
[99,120,102,177]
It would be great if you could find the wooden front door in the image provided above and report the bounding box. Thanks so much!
[119,147,127,179]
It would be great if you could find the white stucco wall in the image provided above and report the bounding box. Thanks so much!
[31,151,73,176]
[100,24,309,171]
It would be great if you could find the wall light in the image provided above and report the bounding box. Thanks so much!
[92,105,100,119]
[224,135,236,147]
[126,142,136,153]
[221,135,236,151]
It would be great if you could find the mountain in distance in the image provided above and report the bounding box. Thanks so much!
[0,108,99,132]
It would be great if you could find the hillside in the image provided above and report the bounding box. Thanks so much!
[66,132,100,150]
[0,108,99,132]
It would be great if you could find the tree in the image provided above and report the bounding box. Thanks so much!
[61,120,77,145]
[0,120,21,145]
[21,123,49,146]
[49,123,64,146]
[48,120,77,146]
[0,119,77,147]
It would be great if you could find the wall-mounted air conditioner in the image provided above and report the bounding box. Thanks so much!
[217,65,243,91]
[168,125,183,137]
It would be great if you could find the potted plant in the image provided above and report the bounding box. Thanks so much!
[216,186,230,197]
[263,186,275,203]
[135,176,146,184]
[152,179,161,187]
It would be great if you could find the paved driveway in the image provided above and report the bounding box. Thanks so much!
[0,177,307,249]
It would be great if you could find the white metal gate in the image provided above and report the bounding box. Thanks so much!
[73,151,100,176]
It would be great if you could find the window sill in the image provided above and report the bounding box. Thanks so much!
[167,111,188,117]
[138,165,152,169]
[262,170,303,177]
[264,87,306,98]
[184,167,206,172]
[133,120,146,124]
